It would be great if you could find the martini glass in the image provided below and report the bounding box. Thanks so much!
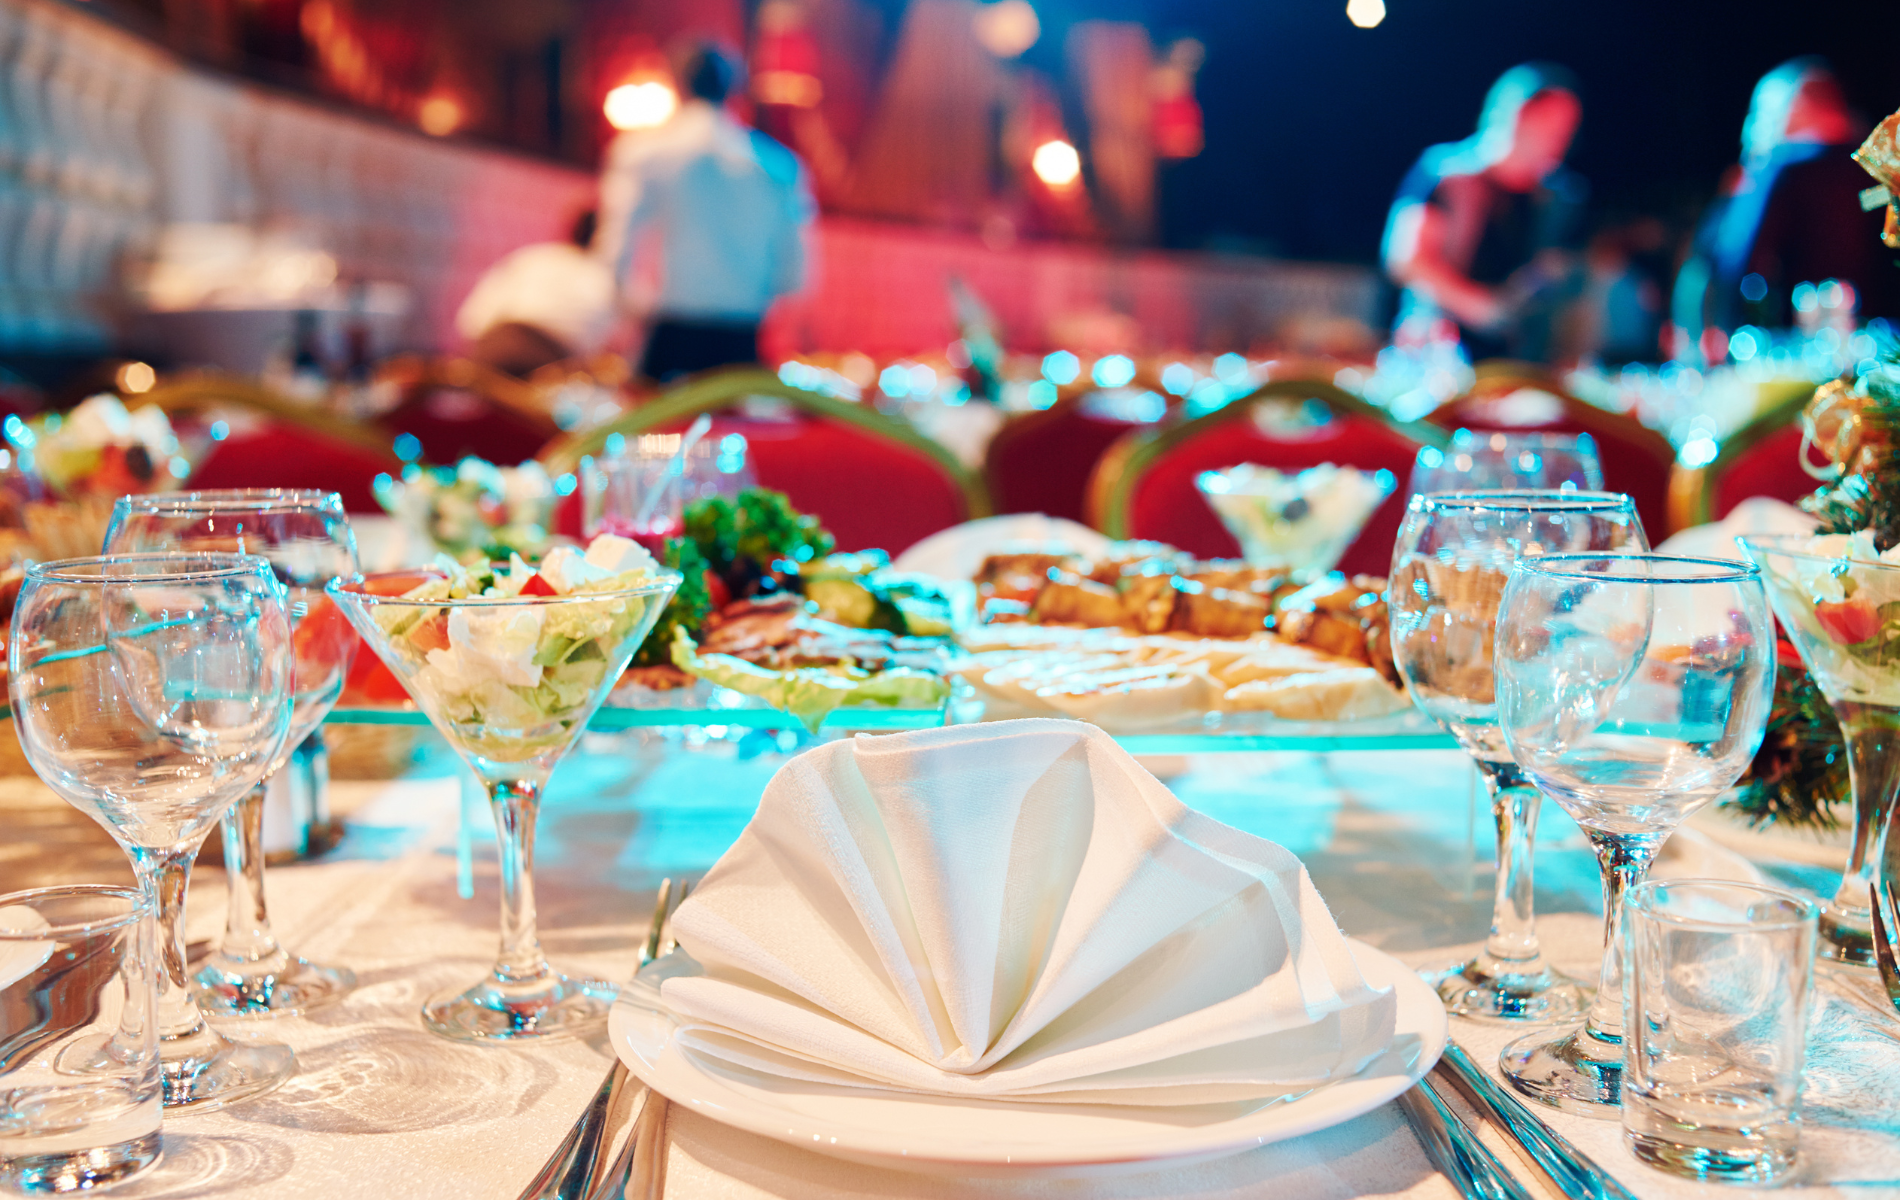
[1494,553,1774,1115]
[1740,533,1900,967]
[1388,490,1646,1020]
[8,553,296,1110]
[106,489,360,1016]
[329,565,679,1042]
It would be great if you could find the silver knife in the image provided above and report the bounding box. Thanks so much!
[1434,1040,1639,1200]
[1396,1079,1535,1200]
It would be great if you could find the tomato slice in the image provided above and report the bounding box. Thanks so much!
[1815,598,1880,645]
[520,572,559,597]
[409,611,452,653]
[703,569,731,612]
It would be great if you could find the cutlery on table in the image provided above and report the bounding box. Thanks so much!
[1396,1078,1534,1200]
[602,880,688,1200]
[516,879,676,1200]
[1432,1040,1638,1200]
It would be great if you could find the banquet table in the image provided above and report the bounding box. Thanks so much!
[6,733,1900,1200]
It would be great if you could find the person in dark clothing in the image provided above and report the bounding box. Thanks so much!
[1382,64,1588,363]
[1671,58,1897,360]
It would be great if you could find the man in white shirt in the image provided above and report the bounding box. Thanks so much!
[455,210,620,376]
[596,45,816,381]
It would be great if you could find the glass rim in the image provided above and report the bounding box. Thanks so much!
[25,551,276,585]
[328,567,684,607]
[1738,531,1900,572]
[111,488,345,516]
[1626,878,1820,931]
[1408,489,1634,511]
[0,884,151,938]
[1511,551,1760,584]
[1443,429,1599,447]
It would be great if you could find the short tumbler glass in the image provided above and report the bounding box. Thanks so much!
[0,886,161,1194]
[1622,879,1818,1186]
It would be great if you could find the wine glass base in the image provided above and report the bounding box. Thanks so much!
[0,1130,162,1194]
[1500,1025,1623,1117]
[159,1032,297,1112]
[1819,910,1876,967]
[422,970,616,1044]
[194,954,357,1017]
[1433,958,1590,1022]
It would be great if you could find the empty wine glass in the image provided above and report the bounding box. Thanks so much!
[1389,491,1647,1020]
[329,561,679,1042]
[106,489,360,1017]
[8,553,296,1110]
[1493,553,1774,1115]
[1410,430,1604,495]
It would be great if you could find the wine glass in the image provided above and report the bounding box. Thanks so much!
[105,489,360,1016]
[1493,553,1774,1114]
[1389,491,1647,1020]
[329,563,679,1042]
[8,553,296,1110]
[1409,430,1604,495]
[1740,533,1900,967]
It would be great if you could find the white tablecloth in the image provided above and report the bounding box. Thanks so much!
[13,738,1899,1200]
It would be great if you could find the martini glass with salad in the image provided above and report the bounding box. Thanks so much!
[329,535,679,1042]
[1742,532,1900,967]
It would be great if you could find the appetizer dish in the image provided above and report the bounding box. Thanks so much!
[615,488,954,728]
[962,539,1406,729]
[373,457,559,565]
[1196,462,1394,578]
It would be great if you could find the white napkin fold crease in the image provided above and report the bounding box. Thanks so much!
[658,719,1397,1105]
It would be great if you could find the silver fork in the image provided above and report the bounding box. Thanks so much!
[515,880,678,1200]
[594,881,688,1200]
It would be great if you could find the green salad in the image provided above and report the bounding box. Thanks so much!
[374,535,672,753]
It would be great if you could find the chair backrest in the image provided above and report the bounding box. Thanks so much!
[983,393,1158,521]
[141,374,403,512]
[1667,383,1820,530]
[378,355,563,466]
[1086,379,1445,577]
[540,366,992,555]
[1429,361,1677,537]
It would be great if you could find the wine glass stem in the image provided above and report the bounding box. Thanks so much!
[1829,703,1900,937]
[489,777,552,985]
[218,782,285,966]
[1581,828,1663,1045]
[1475,759,1548,974]
[130,845,213,1042]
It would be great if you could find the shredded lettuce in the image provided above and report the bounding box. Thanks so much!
[668,628,948,731]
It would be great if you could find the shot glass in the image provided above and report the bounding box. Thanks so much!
[1622,879,1818,1186]
[0,886,162,1194]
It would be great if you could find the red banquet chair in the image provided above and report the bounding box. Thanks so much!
[1085,380,1447,577]
[142,375,404,512]
[1427,361,1677,537]
[377,355,563,467]
[1667,384,1822,530]
[540,367,991,556]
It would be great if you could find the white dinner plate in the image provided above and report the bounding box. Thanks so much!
[607,939,1446,1178]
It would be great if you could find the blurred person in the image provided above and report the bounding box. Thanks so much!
[1382,63,1588,363]
[1670,58,1895,360]
[597,43,816,382]
[455,210,618,377]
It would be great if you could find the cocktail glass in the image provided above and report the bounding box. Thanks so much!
[1741,532,1900,967]
[328,565,679,1042]
[1197,462,1395,579]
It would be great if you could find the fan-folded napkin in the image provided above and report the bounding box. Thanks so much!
[655,718,1396,1105]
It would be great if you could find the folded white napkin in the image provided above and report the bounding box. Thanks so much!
[656,718,1396,1105]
